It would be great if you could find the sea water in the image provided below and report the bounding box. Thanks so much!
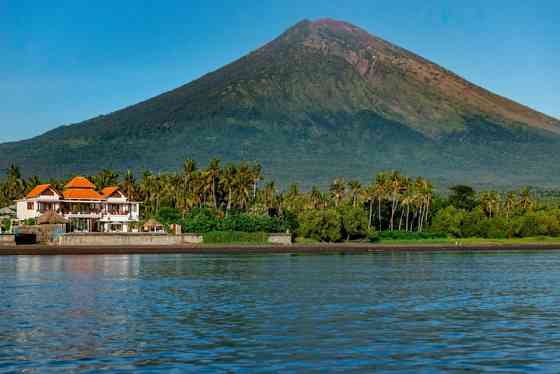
[1,252,560,373]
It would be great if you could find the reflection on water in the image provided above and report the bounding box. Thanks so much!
[2,252,560,372]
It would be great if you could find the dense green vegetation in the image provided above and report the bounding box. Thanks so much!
[3,160,560,243]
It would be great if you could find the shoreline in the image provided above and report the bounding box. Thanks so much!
[2,243,560,255]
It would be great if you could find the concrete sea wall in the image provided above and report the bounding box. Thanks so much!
[0,235,15,246]
[58,233,291,246]
[267,234,292,245]
[59,233,187,246]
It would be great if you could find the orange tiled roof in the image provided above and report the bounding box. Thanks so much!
[65,176,96,189]
[101,186,120,199]
[63,188,104,200]
[26,184,55,198]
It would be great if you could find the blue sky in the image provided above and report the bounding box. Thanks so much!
[1,0,559,142]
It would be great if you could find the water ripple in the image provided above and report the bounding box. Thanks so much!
[2,252,560,372]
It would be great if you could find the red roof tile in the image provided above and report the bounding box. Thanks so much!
[65,176,96,189]
[63,188,104,200]
[101,186,122,199]
[26,184,57,198]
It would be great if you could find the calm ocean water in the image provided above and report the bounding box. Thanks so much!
[2,252,560,373]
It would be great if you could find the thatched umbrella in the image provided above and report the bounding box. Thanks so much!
[37,211,69,225]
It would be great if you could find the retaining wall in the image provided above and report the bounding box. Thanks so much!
[59,233,183,246]
[0,235,15,246]
[58,232,289,246]
[267,233,292,245]
[183,233,204,244]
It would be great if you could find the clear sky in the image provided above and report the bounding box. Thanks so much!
[1,0,559,143]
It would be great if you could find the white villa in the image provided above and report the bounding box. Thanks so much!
[16,176,140,233]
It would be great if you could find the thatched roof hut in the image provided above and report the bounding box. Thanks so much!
[37,211,69,225]
[143,218,165,232]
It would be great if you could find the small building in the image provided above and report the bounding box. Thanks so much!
[143,218,165,233]
[16,176,140,233]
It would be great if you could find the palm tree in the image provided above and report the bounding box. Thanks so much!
[363,184,375,229]
[207,159,221,209]
[25,176,42,193]
[388,171,403,231]
[399,192,414,232]
[220,164,236,216]
[263,181,277,211]
[504,191,516,221]
[518,187,533,211]
[329,178,346,208]
[414,177,433,232]
[121,170,137,200]
[372,173,387,231]
[310,186,322,209]
[348,180,362,208]
[251,161,263,201]
[93,169,119,189]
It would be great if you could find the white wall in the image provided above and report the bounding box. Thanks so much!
[17,200,38,220]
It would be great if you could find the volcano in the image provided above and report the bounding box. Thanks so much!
[2,18,559,188]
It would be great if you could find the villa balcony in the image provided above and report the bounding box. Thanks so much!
[63,212,104,219]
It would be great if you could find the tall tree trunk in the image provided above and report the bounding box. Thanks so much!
[212,177,218,209]
[417,204,424,232]
[405,205,410,232]
[390,195,398,231]
[226,188,232,217]
[368,200,373,230]
[377,199,382,231]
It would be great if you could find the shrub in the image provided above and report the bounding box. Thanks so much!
[512,211,560,238]
[156,207,182,225]
[431,206,466,238]
[280,210,299,233]
[297,209,343,242]
[1,219,11,233]
[203,231,268,244]
[367,229,380,243]
[180,209,287,234]
[218,214,284,233]
[181,208,219,233]
[476,216,509,239]
[338,206,369,240]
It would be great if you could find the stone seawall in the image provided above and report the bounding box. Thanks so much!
[0,235,15,246]
[60,233,183,246]
[59,233,204,246]
[183,233,204,244]
[267,234,292,245]
[58,232,290,246]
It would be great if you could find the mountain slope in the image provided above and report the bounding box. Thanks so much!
[1,18,559,188]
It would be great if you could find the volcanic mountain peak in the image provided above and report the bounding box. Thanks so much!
[271,18,560,136]
[1,18,560,188]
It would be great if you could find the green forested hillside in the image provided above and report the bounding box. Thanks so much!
[1,19,559,189]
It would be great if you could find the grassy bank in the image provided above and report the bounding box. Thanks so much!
[296,236,560,246]
[376,237,560,246]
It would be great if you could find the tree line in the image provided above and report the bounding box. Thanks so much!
[1,161,559,241]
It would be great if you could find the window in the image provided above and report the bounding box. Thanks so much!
[27,202,34,210]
